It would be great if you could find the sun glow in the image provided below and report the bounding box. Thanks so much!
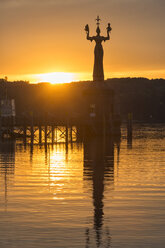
[5,69,165,85]
[35,72,75,84]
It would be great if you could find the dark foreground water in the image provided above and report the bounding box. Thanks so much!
[0,124,165,248]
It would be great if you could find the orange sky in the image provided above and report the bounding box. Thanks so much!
[1,0,165,83]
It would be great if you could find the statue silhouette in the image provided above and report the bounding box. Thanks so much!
[85,17,112,82]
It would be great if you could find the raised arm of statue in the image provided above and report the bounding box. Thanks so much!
[85,24,94,42]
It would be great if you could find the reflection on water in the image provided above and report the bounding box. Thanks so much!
[84,137,115,247]
[0,142,15,209]
[0,124,165,248]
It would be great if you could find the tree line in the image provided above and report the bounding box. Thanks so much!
[0,77,165,122]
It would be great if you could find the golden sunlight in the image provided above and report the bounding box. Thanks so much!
[34,72,75,84]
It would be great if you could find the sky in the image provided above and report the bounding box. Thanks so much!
[0,0,165,83]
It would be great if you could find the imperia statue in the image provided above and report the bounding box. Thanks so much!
[85,16,112,82]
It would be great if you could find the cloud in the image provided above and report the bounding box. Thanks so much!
[1,0,165,13]
[0,0,96,8]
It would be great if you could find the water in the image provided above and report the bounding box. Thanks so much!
[0,124,165,248]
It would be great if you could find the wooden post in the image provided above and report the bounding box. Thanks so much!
[70,126,72,143]
[30,125,34,143]
[39,125,42,144]
[45,125,47,144]
[30,112,34,144]
[23,125,27,143]
[52,125,54,144]
[44,112,48,144]
[127,113,133,140]
[66,124,68,144]
[65,123,68,153]
[55,126,57,143]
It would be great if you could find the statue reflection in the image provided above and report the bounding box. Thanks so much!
[0,141,15,208]
[83,136,116,248]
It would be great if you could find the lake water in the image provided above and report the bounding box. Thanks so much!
[0,124,165,248]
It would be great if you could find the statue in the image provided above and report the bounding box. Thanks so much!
[85,16,112,82]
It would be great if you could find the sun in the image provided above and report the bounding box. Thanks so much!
[35,72,75,84]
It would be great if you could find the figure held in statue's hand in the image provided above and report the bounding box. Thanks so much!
[107,23,112,33]
[85,24,89,33]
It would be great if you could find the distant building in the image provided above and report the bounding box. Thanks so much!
[0,99,16,117]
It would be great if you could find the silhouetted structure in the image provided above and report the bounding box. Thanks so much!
[83,17,120,138]
[85,16,112,82]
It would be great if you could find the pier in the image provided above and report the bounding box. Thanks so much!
[0,109,121,144]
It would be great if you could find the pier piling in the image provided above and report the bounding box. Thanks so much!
[127,113,133,140]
